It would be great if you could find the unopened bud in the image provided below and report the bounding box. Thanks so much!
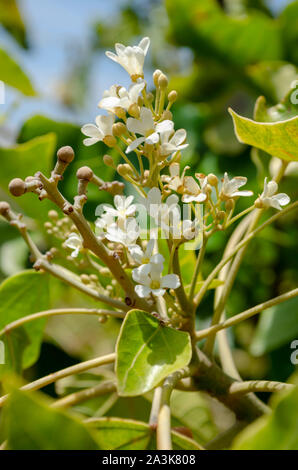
[103,154,115,168]
[76,166,93,181]
[128,103,140,118]
[146,92,154,103]
[9,178,26,197]
[158,73,168,90]
[48,210,59,221]
[57,146,74,163]
[114,107,127,120]
[161,110,173,121]
[117,164,133,178]
[168,90,178,102]
[53,146,75,177]
[225,199,235,211]
[80,274,90,284]
[0,201,11,217]
[112,122,127,137]
[153,69,162,87]
[103,135,117,148]
[216,211,226,220]
[207,173,218,186]
[137,96,144,107]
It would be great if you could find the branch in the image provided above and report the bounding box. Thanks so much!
[229,380,294,396]
[52,380,116,409]
[156,368,189,450]
[0,353,115,408]
[0,308,125,337]
[195,287,298,341]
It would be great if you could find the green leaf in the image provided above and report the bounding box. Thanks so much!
[250,296,298,356]
[0,0,27,48]
[185,279,224,295]
[233,380,298,449]
[166,0,283,67]
[0,270,49,376]
[87,417,202,450]
[1,388,99,450]
[229,108,298,161]
[116,310,192,396]
[0,48,34,95]
[0,134,56,220]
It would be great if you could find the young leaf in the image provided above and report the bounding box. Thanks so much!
[0,270,49,377]
[0,0,27,48]
[233,378,298,449]
[1,388,99,450]
[87,417,202,450]
[229,108,298,162]
[116,310,192,396]
[0,134,56,220]
[0,48,35,95]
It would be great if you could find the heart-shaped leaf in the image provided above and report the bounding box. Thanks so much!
[116,310,192,396]
[87,417,202,450]
[229,108,298,162]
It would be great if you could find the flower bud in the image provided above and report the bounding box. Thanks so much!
[128,103,140,118]
[158,73,168,90]
[48,210,58,221]
[137,96,144,107]
[57,146,74,163]
[80,274,90,284]
[153,69,162,87]
[103,135,117,148]
[117,164,133,178]
[161,110,173,121]
[254,197,263,209]
[112,122,127,137]
[207,173,218,186]
[103,154,116,168]
[146,92,154,103]
[9,178,26,197]
[76,166,94,181]
[0,201,10,217]
[168,90,178,103]
[225,199,235,211]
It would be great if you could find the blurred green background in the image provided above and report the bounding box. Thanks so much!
[0,0,298,447]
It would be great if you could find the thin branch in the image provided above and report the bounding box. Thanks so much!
[156,368,189,450]
[0,308,125,337]
[229,380,294,396]
[52,380,116,409]
[189,234,207,302]
[194,201,298,308]
[0,353,115,408]
[195,287,298,341]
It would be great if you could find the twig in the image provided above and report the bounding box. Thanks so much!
[52,380,116,409]
[229,380,294,396]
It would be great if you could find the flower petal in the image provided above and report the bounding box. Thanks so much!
[161,274,180,289]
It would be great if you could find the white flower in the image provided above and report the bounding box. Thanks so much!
[145,187,180,230]
[182,176,207,203]
[126,107,174,153]
[162,163,189,193]
[257,178,290,210]
[103,195,136,224]
[180,219,199,241]
[106,217,140,246]
[65,233,83,258]
[128,239,156,265]
[98,81,145,112]
[81,114,114,146]
[95,212,115,239]
[220,172,253,200]
[160,128,188,157]
[132,261,180,298]
[105,37,150,79]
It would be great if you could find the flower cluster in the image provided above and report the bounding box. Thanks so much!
[77,36,291,299]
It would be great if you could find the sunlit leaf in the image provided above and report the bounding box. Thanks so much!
[0,270,49,377]
[116,310,192,396]
[1,388,99,450]
[229,108,298,161]
[0,48,34,95]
